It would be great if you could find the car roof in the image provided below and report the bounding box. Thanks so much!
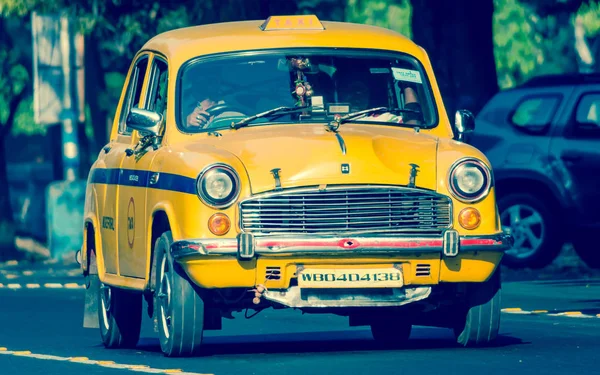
[141,19,424,66]
[518,73,600,88]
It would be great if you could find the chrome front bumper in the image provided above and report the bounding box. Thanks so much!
[170,230,514,261]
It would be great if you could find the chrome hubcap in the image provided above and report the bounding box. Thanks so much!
[100,283,111,330]
[158,256,172,339]
[501,204,545,259]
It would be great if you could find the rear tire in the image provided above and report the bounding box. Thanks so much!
[498,193,563,269]
[453,268,501,347]
[155,231,205,357]
[98,283,142,349]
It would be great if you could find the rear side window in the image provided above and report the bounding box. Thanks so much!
[510,96,561,129]
[571,93,600,138]
[575,93,600,128]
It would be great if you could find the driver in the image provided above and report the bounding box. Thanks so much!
[185,95,246,129]
[337,75,423,125]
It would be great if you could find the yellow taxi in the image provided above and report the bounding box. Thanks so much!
[79,15,513,357]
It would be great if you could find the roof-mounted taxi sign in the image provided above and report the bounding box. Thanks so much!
[260,15,325,31]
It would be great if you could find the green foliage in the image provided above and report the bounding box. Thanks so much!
[578,1,600,35]
[0,39,29,127]
[346,0,411,38]
[494,0,600,89]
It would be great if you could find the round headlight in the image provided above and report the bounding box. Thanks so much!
[448,158,492,203]
[196,164,240,208]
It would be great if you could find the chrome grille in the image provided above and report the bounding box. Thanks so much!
[239,186,452,236]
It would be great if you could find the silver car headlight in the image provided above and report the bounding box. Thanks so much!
[196,163,240,208]
[448,158,492,203]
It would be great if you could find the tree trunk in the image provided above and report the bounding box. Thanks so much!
[409,0,499,117]
[0,131,19,261]
[85,34,108,152]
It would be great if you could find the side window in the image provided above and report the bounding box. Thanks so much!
[509,95,561,133]
[118,55,150,135]
[146,57,169,116]
[574,93,600,137]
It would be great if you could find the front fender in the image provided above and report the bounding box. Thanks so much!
[436,139,501,235]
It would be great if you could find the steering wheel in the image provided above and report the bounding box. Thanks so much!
[197,103,248,130]
[205,103,233,118]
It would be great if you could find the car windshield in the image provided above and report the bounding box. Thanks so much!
[176,49,438,133]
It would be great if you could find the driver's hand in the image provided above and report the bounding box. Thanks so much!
[186,107,213,127]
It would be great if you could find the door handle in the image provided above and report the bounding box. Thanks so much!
[103,145,111,153]
[560,152,583,162]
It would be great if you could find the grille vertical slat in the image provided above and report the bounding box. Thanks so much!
[239,186,452,236]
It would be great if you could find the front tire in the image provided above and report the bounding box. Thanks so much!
[155,231,205,357]
[98,282,142,349]
[453,268,501,347]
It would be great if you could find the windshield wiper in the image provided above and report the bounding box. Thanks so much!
[231,105,310,130]
[328,106,421,130]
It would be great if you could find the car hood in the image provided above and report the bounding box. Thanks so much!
[186,123,439,194]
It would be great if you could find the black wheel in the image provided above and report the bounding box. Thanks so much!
[572,229,600,268]
[453,268,501,347]
[98,282,142,349]
[155,231,205,357]
[370,319,412,348]
[498,193,563,269]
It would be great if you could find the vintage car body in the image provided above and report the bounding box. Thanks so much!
[79,15,513,357]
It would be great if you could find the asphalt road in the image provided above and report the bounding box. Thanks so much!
[1,268,600,375]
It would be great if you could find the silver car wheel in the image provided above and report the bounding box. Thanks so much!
[100,283,111,331]
[501,203,545,260]
[158,255,172,339]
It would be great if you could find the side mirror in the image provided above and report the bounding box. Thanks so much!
[126,108,163,136]
[454,109,475,143]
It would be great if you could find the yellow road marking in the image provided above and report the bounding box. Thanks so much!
[22,271,33,276]
[64,283,85,289]
[70,356,89,361]
[43,283,64,289]
[532,310,548,314]
[563,311,583,315]
[502,307,522,312]
[26,284,41,289]
[0,347,213,374]
[7,284,21,289]
[5,274,18,279]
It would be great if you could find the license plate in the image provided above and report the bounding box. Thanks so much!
[297,268,403,288]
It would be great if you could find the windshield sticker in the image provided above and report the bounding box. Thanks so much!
[370,68,390,74]
[392,68,422,84]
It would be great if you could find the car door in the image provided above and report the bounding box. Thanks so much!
[118,54,169,278]
[549,87,600,226]
[97,53,150,275]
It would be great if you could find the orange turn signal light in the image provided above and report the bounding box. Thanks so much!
[458,207,481,230]
[208,213,231,236]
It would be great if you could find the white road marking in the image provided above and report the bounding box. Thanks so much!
[0,282,86,289]
[0,349,212,374]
